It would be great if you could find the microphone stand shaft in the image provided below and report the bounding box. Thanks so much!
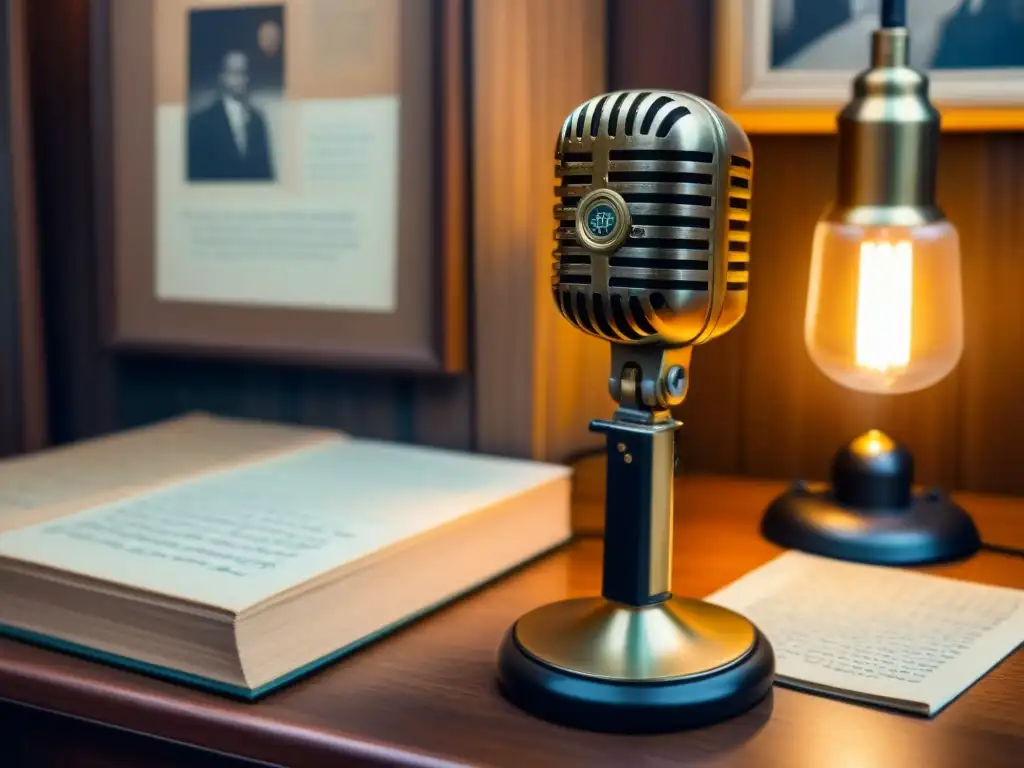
[590,413,678,606]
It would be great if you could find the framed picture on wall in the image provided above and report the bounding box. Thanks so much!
[713,0,1024,133]
[92,0,467,372]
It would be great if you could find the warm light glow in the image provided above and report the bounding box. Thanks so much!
[854,240,913,380]
[804,220,963,395]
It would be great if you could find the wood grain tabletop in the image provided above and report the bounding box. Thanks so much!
[1,456,1022,767]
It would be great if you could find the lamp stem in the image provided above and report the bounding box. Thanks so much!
[880,0,907,28]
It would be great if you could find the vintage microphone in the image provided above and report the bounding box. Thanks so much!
[496,91,775,733]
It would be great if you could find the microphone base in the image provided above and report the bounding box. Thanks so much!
[762,481,980,566]
[496,596,774,733]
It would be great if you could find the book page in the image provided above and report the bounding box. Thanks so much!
[0,440,570,613]
[706,552,1024,715]
[0,414,339,532]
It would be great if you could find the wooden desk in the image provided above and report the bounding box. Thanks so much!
[1,457,1023,767]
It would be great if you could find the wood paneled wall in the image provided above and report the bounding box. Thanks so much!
[472,0,609,462]
[0,0,47,457]
[610,0,1024,496]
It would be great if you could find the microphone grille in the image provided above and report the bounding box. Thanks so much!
[552,91,752,345]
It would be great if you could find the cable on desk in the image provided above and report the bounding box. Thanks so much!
[980,542,1024,559]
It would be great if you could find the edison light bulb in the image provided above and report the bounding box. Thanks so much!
[804,219,963,395]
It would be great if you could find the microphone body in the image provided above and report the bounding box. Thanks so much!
[553,91,753,411]
[554,89,752,345]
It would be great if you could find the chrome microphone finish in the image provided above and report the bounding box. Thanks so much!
[553,90,753,348]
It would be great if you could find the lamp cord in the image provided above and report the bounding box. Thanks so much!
[880,0,907,27]
[981,542,1024,559]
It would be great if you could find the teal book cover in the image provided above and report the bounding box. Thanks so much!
[0,618,428,700]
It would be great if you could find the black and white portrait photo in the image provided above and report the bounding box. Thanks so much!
[186,5,285,183]
[714,0,1024,132]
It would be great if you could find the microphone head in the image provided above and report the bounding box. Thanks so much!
[552,91,752,346]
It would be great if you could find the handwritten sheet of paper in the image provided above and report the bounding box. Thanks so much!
[0,414,337,531]
[0,440,569,613]
[706,552,1024,715]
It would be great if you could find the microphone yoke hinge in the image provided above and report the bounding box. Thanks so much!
[609,344,693,415]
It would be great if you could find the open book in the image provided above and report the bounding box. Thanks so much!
[0,414,572,699]
[706,551,1024,716]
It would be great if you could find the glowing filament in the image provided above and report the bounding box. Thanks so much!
[855,240,913,375]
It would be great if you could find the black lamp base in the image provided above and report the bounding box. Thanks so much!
[762,430,981,566]
[762,482,980,566]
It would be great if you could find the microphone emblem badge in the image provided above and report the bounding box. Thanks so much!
[496,91,776,733]
[576,189,631,252]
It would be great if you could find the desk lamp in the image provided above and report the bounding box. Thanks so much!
[760,0,980,565]
[495,90,775,733]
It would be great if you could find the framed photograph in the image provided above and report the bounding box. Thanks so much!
[92,0,467,372]
[714,0,1024,133]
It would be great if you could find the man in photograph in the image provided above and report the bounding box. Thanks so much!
[187,50,276,182]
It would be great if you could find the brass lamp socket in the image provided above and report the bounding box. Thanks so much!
[828,27,945,229]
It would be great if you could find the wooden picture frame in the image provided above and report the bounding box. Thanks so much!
[0,0,48,456]
[714,0,1024,133]
[91,0,466,372]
